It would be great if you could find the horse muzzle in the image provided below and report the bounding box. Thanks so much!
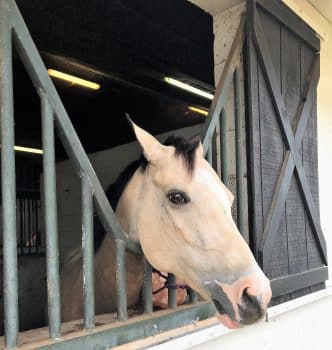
[205,272,272,329]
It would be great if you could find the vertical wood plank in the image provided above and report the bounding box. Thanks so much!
[301,45,324,293]
[254,8,291,304]
[281,26,309,299]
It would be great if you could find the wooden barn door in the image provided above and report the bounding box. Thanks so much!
[245,0,328,303]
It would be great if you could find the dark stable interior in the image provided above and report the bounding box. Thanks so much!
[14,0,214,160]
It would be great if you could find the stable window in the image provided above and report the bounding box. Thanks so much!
[0,0,328,348]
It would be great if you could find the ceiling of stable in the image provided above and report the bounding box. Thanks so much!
[190,0,332,23]
[14,0,214,160]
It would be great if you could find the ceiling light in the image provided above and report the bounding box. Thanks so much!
[188,106,209,116]
[14,146,43,154]
[48,69,101,90]
[164,77,214,100]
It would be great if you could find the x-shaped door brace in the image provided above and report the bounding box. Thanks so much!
[251,6,327,269]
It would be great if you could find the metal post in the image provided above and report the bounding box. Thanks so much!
[168,274,177,309]
[0,2,19,347]
[220,109,228,186]
[81,176,95,329]
[188,289,198,304]
[207,142,213,165]
[142,258,153,314]
[234,68,245,233]
[41,92,61,339]
[115,240,127,321]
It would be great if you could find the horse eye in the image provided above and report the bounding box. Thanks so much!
[167,191,189,205]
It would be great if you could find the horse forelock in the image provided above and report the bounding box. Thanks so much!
[164,135,200,175]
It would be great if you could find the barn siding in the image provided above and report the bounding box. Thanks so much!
[246,0,326,303]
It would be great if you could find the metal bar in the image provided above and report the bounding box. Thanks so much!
[28,194,31,253]
[215,118,222,177]
[207,143,213,165]
[220,109,228,186]
[9,0,141,254]
[142,258,153,314]
[20,198,24,254]
[115,240,127,321]
[188,289,198,304]
[33,302,215,350]
[234,68,245,233]
[168,274,177,309]
[81,176,95,329]
[40,91,61,339]
[201,14,246,154]
[0,2,19,347]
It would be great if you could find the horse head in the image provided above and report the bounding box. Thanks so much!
[116,119,272,329]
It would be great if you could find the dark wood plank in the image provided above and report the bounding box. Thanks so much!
[253,6,327,265]
[257,11,290,293]
[245,30,264,258]
[256,0,320,51]
[300,45,325,293]
[271,266,328,297]
[280,25,309,299]
[247,0,326,303]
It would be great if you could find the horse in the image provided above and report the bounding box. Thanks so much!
[60,119,272,329]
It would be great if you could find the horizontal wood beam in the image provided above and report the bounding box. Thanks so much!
[271,266,328,298]
[255,0,320,51]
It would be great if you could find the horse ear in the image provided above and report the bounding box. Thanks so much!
[126,115,168,163]
[196,141,204,159]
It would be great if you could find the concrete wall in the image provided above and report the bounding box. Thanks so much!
[54,124,203,261]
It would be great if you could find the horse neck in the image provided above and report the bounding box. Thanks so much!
[115,166,145,242]
[94,168,145,286]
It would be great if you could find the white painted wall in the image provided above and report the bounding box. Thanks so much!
[149,288,332,350]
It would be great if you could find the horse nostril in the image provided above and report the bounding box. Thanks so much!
[239,288,265,325]
[241,288,257,305]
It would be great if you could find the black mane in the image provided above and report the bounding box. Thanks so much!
[94,135,200,252]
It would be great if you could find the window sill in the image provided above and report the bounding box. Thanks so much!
[114,286,332,350]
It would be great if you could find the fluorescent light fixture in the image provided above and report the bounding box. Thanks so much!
[188,106,209,116]
[14,146,43,154]
[164,77,214,100]
[48,69,101,90]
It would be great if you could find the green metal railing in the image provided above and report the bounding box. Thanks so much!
[0,0,246,348]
